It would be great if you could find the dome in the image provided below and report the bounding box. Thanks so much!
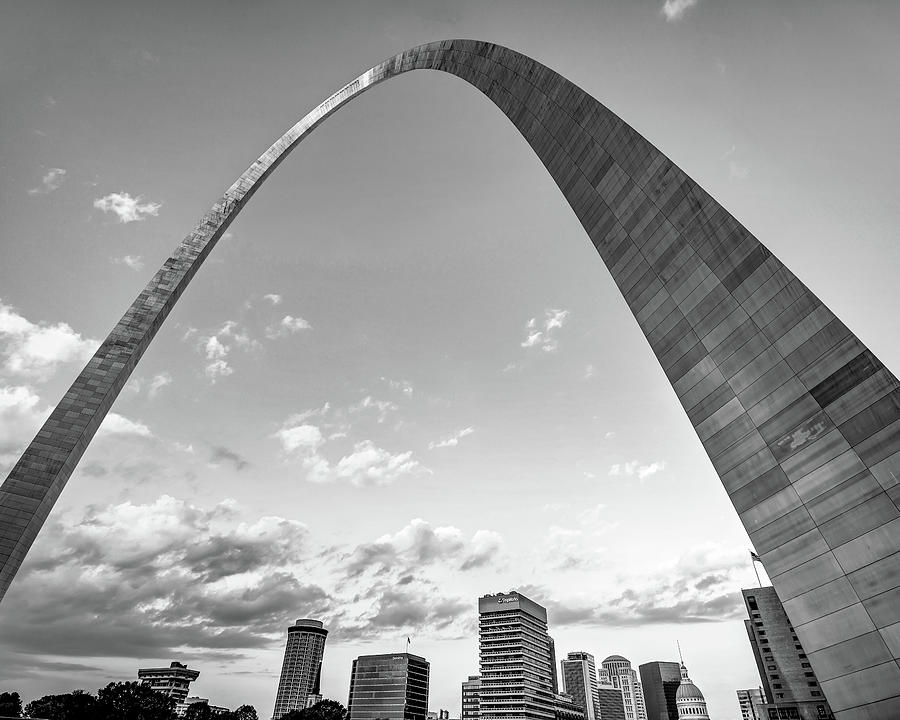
[601,655,628,663]
[675,681,705,701]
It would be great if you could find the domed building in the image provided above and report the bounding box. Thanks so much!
[675,662,710,719]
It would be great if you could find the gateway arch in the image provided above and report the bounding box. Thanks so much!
[2,40,899,717]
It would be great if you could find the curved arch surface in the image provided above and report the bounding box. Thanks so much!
[2,40,900,717]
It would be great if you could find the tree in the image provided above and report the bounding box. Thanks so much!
[225,706,258,720]
[95,682,176,720]
[279,700,347,720]
[0,692,22,717]
[23,690,97,720]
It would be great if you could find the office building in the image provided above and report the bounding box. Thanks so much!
[348,653,430,720]
[597,682,627,720]
[638,662,681,720]
[272,619,329,719]
[479,592,556,720]
[600,657,647,720]
[178,698,230,717]
[137,661,199,705]
[462,675,481,720]
[674,663,708,720]
[560,652,599,720]
[736,688,765,720]
[553,693,585,720]
[549,638,559,695]
[742,588,833,720]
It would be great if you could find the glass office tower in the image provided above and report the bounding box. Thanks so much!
[348,653,430,720]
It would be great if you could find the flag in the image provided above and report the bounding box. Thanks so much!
[750,550,761,562]
[407,637,411,644]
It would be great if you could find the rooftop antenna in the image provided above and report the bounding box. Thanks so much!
[677,640,684,664]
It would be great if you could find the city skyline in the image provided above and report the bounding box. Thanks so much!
[2,1,900,718]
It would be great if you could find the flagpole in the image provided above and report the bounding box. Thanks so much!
[750,550,762,588]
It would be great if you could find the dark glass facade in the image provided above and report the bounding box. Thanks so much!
[596,685,627,720]
[637,662,680,720]
[348,653,430,720]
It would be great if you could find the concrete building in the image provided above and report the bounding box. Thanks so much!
[600,657,647,720]
[348,653,430,720]
[137,661,199,705]
[736,688,765,720]
[638,662,681,720]
[674,664,709,720]
[178,698,231,717]
[560,652,599,720]
[272,619,328,719]
[553,693,585,720]
[549,638,559,695]
[479,592,556,720]
[742,588,834,720]
[597,683,627,720]
[462,675,481,720]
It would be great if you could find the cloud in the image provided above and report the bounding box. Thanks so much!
[147,372,171,398]
[344,519,503,578]
[0,385,52,471]
[428,426,474,449]
[93,192,161,223]
[97,412,152,438]
[381,377,413,395]
[609,460,666,480]
[28,168,66,195]
[521,309,570,352]
[112,254,145,271]
[210,446,249,471]
[195,321,258,381]
[0,301,98,380]
[335,441,428,487]
[526,544,748,628]
[263,294,282,305]
[0,496,328,660]
[265,315,312,339]
[348,396,398,423]
[661,0,700,22]
[722,145,750,181]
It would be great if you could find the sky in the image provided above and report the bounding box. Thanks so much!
[1,0,899,718]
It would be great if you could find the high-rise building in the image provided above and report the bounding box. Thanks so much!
[553,693,585,720]
[549,638,559,695]
[600,657,647,720]
[742,588,834,720]
[272,619,328,719]
[736,688,765,720]
[674,663,709,720]
[137,661,199,706]
[479,591,555,720]
[638,662,680,720]
[462,675,481,720]
[560,652,599,720]
[348,653,430,720]
[596,682,627,720]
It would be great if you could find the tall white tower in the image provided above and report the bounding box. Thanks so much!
[600,656,647,720]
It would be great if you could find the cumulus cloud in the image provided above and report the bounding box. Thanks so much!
[381,377,413,395]
[0,496,327,660]
[147,372,171,398]
[0,301,98,380]
[521,309,570,352]
[723,145,750,181]
[344,519,503,578]
[28,168,66,195]
[97,412,152,438]
[609,459,667,480]
[661,0,700,22]
[335,441,427,487]
[195,321,258,381]
[265,315,311,339]
[263,293,282,305]
[112,254,145,271]
[0,385,51,471]
[348,396,398,423]
[428,426,474,450]
[93,192,161,223]
[210,445,249,471]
